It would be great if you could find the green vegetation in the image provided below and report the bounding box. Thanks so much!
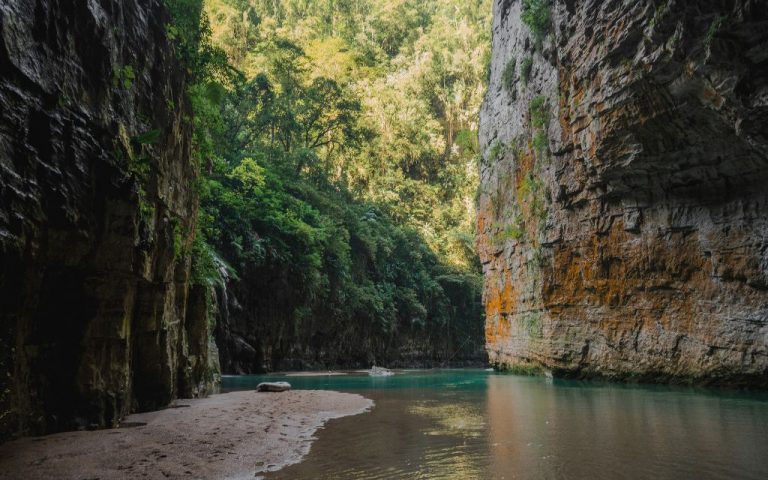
[171,217,185,260]
[112,65,135,89]
[704,15,725,48]
[190,234,223,286]
[518,173,547,226]
[502,58,517,95]
[492,216,525,244]
[115,130,157,225]
[650,0,670,28]
[529,96,549,128]
[520,311,543,337]
[133,129,161,147]
[520,57,533,87]
[495,361,544,375]
[488,141,508,163]
[533,130,548,155]
[160,0,491,360]
[529,96,550,160]
[521,0,551,46]
[518,173,541,201]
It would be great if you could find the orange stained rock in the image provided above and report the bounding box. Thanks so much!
[484,270,516,317]
[484,269,517,346]
[543,220,712,336]
[515,149,535,193]
[477,206,487,234]
[485,312,511,347]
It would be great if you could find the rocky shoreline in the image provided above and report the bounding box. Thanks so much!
[0,390,373,480]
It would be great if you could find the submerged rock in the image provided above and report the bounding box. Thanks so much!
[256,382,292,392]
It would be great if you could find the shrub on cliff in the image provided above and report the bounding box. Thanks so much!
[520,57,533,87]
[529,96,549,129]
[521,0,551,46]
[502,58,517,96]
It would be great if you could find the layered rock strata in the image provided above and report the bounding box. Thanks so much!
[478,0,768,385]
[0,0,217,441]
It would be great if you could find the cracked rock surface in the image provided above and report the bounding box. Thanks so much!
[0,0,218,441]
[478,0,768,385]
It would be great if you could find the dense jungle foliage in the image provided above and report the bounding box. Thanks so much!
[167,0,492,367]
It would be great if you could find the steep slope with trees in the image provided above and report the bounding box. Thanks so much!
[194,0,492,371]
[0,0,492,442]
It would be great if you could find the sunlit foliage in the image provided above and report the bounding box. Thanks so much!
[171,0,491,362]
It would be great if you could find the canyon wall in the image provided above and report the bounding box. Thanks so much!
[214,269,485,374]
[478,0,768,385]
[0,0,218,441]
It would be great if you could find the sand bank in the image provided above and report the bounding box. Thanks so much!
[0,390,373,479]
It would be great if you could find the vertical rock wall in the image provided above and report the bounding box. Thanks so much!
[478,0,768,385]
[0,0,217,441]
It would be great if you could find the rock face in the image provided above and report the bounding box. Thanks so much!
[478,0,768,385]
[214,270,486,374]
[0,0,218,441]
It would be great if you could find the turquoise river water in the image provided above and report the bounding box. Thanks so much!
[222,369,768,479]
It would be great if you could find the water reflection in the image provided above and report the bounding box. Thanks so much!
[409,400,487,438]
[222,371,768,479]
[485,377,768,479]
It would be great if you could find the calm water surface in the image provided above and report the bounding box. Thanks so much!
[222,370,768,479]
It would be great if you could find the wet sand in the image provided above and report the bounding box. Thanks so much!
[0,390,373,480]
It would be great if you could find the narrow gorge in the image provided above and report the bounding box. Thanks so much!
[478,0,768,385]
[0,0,487,442]
[2,1,768,478]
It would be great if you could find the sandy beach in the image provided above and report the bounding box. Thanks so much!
[0,390,373,480]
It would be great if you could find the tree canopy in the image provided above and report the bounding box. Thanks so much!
[167,0,492,366]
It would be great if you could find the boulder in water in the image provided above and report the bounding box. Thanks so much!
[369,366,394,377]
[256,382,292,392]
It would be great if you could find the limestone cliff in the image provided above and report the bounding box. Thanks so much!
[0,0,218,441]
[478,0,768,385]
